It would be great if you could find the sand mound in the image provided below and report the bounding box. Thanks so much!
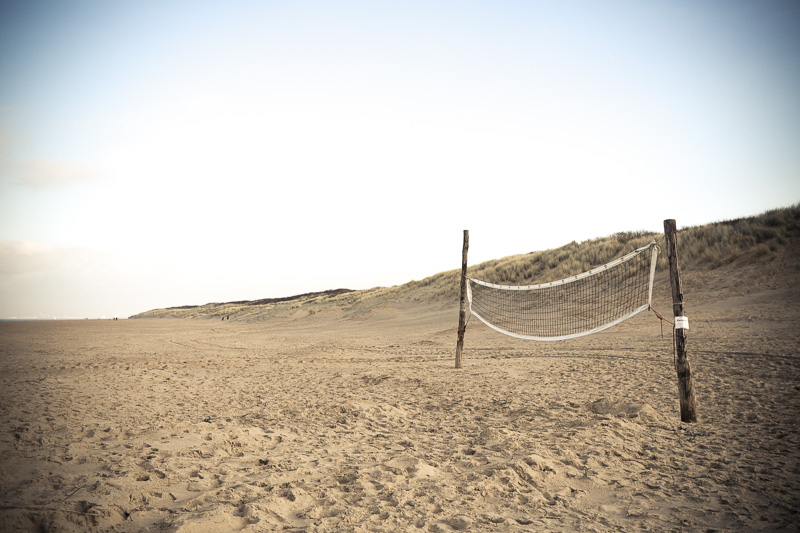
[587,398,666,424]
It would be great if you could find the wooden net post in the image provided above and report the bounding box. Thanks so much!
[663,219,698,422]
[455,230,469,369]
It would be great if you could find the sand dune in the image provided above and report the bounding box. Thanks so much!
[2,249,800,531]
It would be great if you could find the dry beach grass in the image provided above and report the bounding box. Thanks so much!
[1,210,799,531]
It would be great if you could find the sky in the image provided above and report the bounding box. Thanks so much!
[1,0,798,319]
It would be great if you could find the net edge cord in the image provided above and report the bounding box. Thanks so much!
[469,304,651,341]
[468,241,657,290]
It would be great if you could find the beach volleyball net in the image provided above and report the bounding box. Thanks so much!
[467,241,658,341]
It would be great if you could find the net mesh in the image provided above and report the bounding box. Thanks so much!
[467,242,658,341]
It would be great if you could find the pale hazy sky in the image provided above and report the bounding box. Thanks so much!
[1,0,798,319]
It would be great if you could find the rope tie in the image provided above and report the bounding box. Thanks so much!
[650,305,677,370]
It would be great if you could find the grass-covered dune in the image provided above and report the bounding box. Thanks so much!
[131,205,800,320]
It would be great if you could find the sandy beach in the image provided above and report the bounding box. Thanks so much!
[1,259,799,532]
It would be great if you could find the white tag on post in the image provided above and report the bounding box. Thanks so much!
[675,316,689,330]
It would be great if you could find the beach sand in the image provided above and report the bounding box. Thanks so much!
[1,262,799,531]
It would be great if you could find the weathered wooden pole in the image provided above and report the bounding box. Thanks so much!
[664,219,697,423]
[455,230,469,369]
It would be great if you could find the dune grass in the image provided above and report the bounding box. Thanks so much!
[384,204,800,301]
